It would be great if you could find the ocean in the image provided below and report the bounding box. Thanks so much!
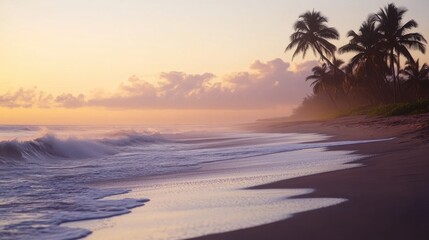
[0,125,384,240]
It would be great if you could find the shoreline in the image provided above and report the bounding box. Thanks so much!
[193,114,429,240]
[65,128,379,240]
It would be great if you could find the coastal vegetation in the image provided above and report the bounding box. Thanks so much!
[286,3,429,119]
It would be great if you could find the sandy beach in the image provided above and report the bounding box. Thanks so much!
[63,113,429,240]
[195,113,429,240]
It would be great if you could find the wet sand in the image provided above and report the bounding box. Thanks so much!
[194,114,429,240]
[67,132,372,240]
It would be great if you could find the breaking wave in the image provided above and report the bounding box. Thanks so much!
[0,131,166,162]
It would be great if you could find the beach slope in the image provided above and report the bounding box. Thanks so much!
[195,114,429,240]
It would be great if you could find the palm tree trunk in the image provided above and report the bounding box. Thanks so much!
[314,44,344,75]
[415,83,419,100]
[327,91,340,109]
[321,85,339,109]
[390,51,397,103]
[397,50,402,101]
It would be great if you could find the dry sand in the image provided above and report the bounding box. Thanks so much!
[194,114,429,240]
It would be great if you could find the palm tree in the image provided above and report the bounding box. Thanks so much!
[329,58,346,94]
[285,10,341,71]
[306,63,329,95]
[400,58,429,100]
[339,17,385,70]
[339,17,391,102]
[306,59,345,107]
[375,3,427,101]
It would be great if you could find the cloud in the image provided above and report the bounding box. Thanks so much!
[214,58,310,108]
[88,58,313,109]
[158,72,215,97]
[0,59,315,110]
[55,93,86,108]
[293,60,319,72]
[0,88,53,108]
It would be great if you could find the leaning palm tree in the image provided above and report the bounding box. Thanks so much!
[400,58,429,100]
[285,10,340,71]
[375,3,427,101]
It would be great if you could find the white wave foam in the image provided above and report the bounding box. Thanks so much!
[101,130,165,146]
[0,135,117,162]
[0,131,166,162]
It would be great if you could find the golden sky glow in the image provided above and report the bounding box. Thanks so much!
[1,0,428,124]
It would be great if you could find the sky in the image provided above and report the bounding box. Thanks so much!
[1,0,428,125]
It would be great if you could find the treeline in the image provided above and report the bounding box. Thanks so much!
[286,3,429,119]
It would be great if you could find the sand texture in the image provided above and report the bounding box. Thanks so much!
[195,114,429,240]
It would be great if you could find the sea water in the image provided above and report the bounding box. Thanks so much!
[0,125,385,240]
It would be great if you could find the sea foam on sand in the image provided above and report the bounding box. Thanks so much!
[65,145,369,240]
